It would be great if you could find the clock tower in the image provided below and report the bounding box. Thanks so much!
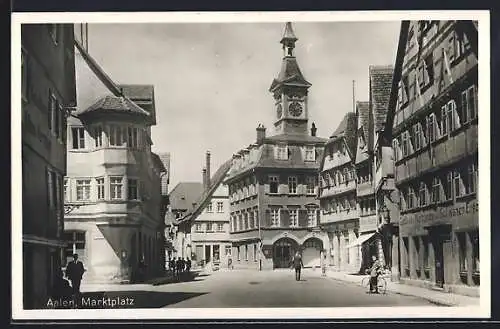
[269,22,311,135]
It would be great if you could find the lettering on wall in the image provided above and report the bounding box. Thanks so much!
[400,201,478,227]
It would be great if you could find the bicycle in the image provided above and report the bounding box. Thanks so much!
[361,275,387,294]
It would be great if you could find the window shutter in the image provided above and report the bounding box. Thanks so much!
[298,209,307,227]
[282,209,290,228]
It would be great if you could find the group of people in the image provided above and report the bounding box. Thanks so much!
[168,257,192,279]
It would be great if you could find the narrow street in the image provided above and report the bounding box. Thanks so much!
[79,269,436,308]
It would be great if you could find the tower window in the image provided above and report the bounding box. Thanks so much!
[269,175,279,194]
[276,144,288,160]
[288,176,297,194]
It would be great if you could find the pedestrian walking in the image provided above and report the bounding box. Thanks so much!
[186,258,192,273]
[369,255,383,294]
[169,258,176,276]
[292,251,304,281]
[321,252,327,277]
[65,254,86,295]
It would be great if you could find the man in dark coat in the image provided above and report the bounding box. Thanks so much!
[65,254,85,295]
[292,251,304,281]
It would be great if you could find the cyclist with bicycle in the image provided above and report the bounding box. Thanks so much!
[368,255,383,294]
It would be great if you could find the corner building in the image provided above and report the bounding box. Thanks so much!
[64,26,167,284]
[389,21,478,296]
[224,23,327,270]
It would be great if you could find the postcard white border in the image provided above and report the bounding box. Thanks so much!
[11,10,491,320]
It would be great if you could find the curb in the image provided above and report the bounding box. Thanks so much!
[325,275,458,307]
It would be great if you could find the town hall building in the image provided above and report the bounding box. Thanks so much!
[224,22,327,270]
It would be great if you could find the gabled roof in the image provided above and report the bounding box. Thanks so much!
[117,84,154,101]
[327,112,358,161]
[369,65,394,133]
[76,95,150,117]
[178,159,232,224]
[168,182,204,211]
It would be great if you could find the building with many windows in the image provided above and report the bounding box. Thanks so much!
[318,111,359,273]
[176,152,233,269]
[224,23,327,270]
[63,24,167,284]
[387,20,478,296]
[22,24,77,309]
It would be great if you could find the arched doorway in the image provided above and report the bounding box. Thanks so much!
[302,238,323,268]
[273,238,299,269]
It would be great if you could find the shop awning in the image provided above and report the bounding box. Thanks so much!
[345,232,376,249]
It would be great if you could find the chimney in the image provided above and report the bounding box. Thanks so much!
[205,151,211,190]
[202,168,207,190]
[311,122,317,137]
[256,124,266,144]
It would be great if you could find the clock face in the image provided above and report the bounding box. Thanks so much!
[277,103,283,119]
[288,101,303,117]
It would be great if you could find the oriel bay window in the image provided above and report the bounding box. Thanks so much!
[110,177,123,200]
[108,125,124,146]
[76,179,91,201]
[96,177,105,200]
[94,125,104,148]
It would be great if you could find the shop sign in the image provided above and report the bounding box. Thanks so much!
[400,201,478,227]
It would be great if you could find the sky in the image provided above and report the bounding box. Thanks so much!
[86,21,401,189]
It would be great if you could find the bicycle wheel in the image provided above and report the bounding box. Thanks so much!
[378,277,387,294]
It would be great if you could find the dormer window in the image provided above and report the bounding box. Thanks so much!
[305,146,315,161]
[275,144,288,160]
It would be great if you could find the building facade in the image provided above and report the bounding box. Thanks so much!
[224,23,327,270]
[63,25,166,284]
[318,112,360,273]
[176,152,233,269]
[389,20,478,296]
[22,24,77,309]
[167,182,204,258]
[353,97,379,273]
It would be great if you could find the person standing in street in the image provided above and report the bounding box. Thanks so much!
[292,251,304,281]
[369,255,383,294]
[65,254,86,295]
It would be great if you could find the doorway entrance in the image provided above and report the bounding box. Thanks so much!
[205,245,211,263]
[273,238,298,269]
[429,225,451,288]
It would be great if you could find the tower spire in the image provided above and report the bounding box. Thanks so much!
[281,22,298,57]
